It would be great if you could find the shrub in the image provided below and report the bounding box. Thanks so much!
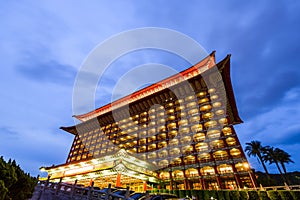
[247,191,259,200]
[267,190,281,200]
[186,190,192,198]
[197,190,204,200]
[178,190,186,198]
[0,180,8,200]
[191,189,198,200]
[239,190,248,200]
[290,191,300,200]
[278,191,293,200]
[229,190,240,200]
[203,190,210,200]
[162,189,169,193]
[209,190,218,199]
[217,190,226,200]
[173,190,179,197]
[258,191,270,200]
[224,190,231,200]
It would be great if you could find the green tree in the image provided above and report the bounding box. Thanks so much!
[245,141,271,180]
[0,157,37,200]
[275,148,294,184]
[263,146,286,183]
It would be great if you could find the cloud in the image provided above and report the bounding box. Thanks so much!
[15,59,76,85]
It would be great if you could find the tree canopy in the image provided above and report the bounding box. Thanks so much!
[0,156,37,200]
[245,140,295,186]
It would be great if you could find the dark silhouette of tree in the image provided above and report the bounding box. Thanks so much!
[271,147,294,184]
[245,141,271,180]
[0,156,37,200]
[263,146,286,183]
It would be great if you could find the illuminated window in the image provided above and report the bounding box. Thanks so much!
[158,160,169,168]
[198,153,211,162]
[191,124,202,133]
[202,112,214,120]
[178,119,188,126]
[189,116,200,123]
[207,130,221,138]
[186,168,198,177]
[217,164,233,174]
[195,142,208,152]
[208,88,216,93]
[200,105,212,112]
[185,95,195,101]
[235,162,250,172]
[198,98,209,104]
[204,120,217,128]
[169,139,178,146]
[196,91,207,97]
[187,102,197,108]
[219,118,228,125]
[193,133,205,142]
[213,102,222,108]
[213,150,228,160]
[222,127,232,135]
[188,108,198,115]
[209,140,225,149]
[230,148,241,157]
[201,166,215,175]
[226,137,236,146]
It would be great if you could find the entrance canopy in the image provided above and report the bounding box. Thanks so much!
[40,149,159,186]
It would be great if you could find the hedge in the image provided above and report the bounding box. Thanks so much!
[229,190,240,200]
[239,190,248,200]
[150,189,299,200]
[267,190,281,200]
[217,190,226,200]
[278,191,293,200]
[290,191,300,200]
[248,191,259,200]
[178,190,186,198]
[224,190,231,200]
[258,191,270,200]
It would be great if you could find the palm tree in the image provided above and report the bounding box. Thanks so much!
[274,148,294,184]
[245,141,271,180]
[263,146,286,182]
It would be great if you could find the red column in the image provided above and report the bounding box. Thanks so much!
[89,178,94,186]
[116,173,122,187]
[143,181,147,191]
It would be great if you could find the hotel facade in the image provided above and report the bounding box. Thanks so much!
[40,52,257,191]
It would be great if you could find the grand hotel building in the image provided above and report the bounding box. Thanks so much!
[40,52,257,191]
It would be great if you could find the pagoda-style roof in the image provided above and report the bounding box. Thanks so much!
[73,51,217,122]
[61,52,242,135]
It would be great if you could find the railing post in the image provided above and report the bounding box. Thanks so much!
[105,183,112,200]
[125,186,130,199]
[70,179,78,198]
[55,177,63,195]
[43,175,50,192]
[145,191,150,200]
[87,181,94,199]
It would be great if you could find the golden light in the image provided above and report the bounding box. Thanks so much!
[208,88,216,93]
[197,91,207,97]
[213,102,222,107]
[200,105,212,112]
[210,95,219,100]
[198,97,209,104]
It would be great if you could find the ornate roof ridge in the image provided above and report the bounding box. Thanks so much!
[73,51,216,122]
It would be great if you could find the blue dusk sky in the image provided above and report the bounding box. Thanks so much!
[0,1,300,176]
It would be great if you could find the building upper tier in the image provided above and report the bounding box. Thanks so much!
[61,51,242,135]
